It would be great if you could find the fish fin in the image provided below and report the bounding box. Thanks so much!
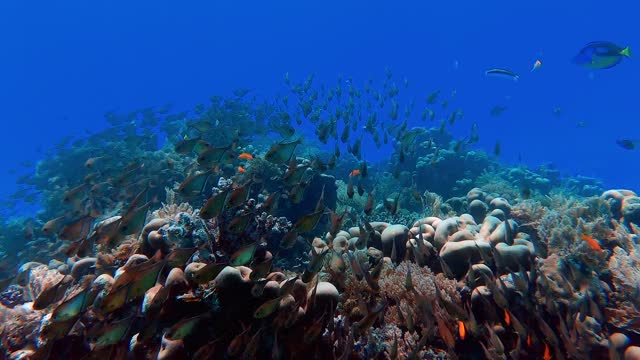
[620,46,631,58]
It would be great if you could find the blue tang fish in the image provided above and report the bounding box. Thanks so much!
[573,41,631,69]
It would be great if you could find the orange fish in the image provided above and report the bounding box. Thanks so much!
[580,234,602,251]
[531,59,542,71]
[349,169,360,177]
[458,320,466,340]
[238,152,254,161]
[238,166,246,173]
[543,343,551,360]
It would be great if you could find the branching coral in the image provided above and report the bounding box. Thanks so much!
[378,262,460,346]
[375,324,449,359]
[475,169,520,200]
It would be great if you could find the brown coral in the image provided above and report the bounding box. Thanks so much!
[0,305,46,354]
[378,261,460,342]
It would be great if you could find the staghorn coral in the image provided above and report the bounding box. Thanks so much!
[475,169,520,201]
[511,199,547,228]
[153,199,197,221]
[375,324,450,359]
[243,157,283,192]
[537,194,613,273]
[378,261,460,341]
[379,261,459,305]
[538,208,577,255]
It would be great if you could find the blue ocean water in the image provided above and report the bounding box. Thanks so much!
[1,0,637,211]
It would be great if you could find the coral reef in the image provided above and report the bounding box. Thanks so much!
[0,79,638,359]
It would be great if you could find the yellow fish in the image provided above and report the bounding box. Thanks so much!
[230,242,257,266]
[254,296,283,318]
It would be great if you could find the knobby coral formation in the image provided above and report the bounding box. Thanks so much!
[0,75,638,359]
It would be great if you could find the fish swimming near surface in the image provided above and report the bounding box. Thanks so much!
[531,59,542,71]
[426,90,440,104]
[616,139,637,150]
[485,68,519,81]
[573,41,631,69]
[490,106,507,117]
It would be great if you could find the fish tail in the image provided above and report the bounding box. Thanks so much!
[620,46,631,58]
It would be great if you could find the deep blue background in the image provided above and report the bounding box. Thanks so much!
[1,0,638,206]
